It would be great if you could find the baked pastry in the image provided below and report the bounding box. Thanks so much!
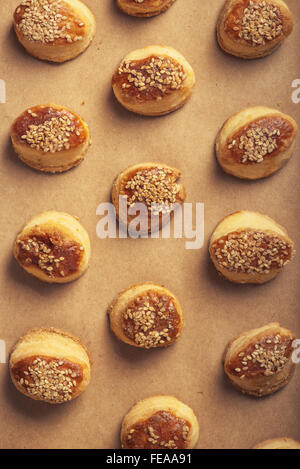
[109,283,183,349]
[209,210,294,284]
[253,438,300,449]
[11,104,90,173]
[13,211,91,283]
[13,0,96,63]
[217,0,294,59]
[121,395,199,448]
[10,327,91,404]
[224,323,296,397]
[112,162,186,233]
[116,0,176,17]
[112,45,195,116]
[216,106,298,180]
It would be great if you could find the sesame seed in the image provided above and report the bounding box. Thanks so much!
[212,230,293,275]
[20,112,81,153]
[233,333,292,378]
[16,357,79,403]
[124,167,180,214]
[236,0,283,46]
[16,0,84,45]
[122,291,179,348]
[228,126,280,164]
[118,55,187,98]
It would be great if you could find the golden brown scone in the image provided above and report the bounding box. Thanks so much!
[112,45,195,116]
[10,327,91,404]
[224,323,296,397]
[209,211,294,284]
[121,396,199,449]
[112,162,186,233]
[116,0,176,17]
[13,0,96,63]
[109,283,183,349]
[217,0,294,59]
[13,211,91,283]
[253,437,300,449]
[216,107,298,180]
[11,104,90,173]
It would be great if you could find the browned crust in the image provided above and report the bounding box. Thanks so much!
[13,2,85,47]
[14,142,89,173]
[111,162,186,233]
[253,437,300,449]
[10,327,92,365]
[108,282,184,349]
[217,0,294,59]
[11,104,89,146]
[223,325,296,397]
[116,0,176,18]
[122,410,190,449]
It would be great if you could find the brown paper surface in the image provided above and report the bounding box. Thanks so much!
[0,0,299,449]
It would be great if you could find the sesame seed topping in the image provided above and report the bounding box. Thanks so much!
[212,230,293,274]
[117,55,187,98]
[123,167,181,215]
[14,357,81,403]
[122,291,180,348]
[16,0,84,44]
[20,111,82,153]
[235,0,283,46]
[16,232,84,277]
[231,333,294,378]
[228,126,280,164]
[125,410,190,449]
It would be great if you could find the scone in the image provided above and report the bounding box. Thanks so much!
[13,0,96,62]
[253,437,300,449]
[10,327,91,404]
[116,0,176,17]
[121,396,199,449]
[216,107,298,180]
[109,283,183,349]
[112,45,195,116]
[11,104,90,173]
[209,210,294,284]
[224,323,296,397]
[112,162,186,234]
[13,211,91,283]
[217,0,294,59]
